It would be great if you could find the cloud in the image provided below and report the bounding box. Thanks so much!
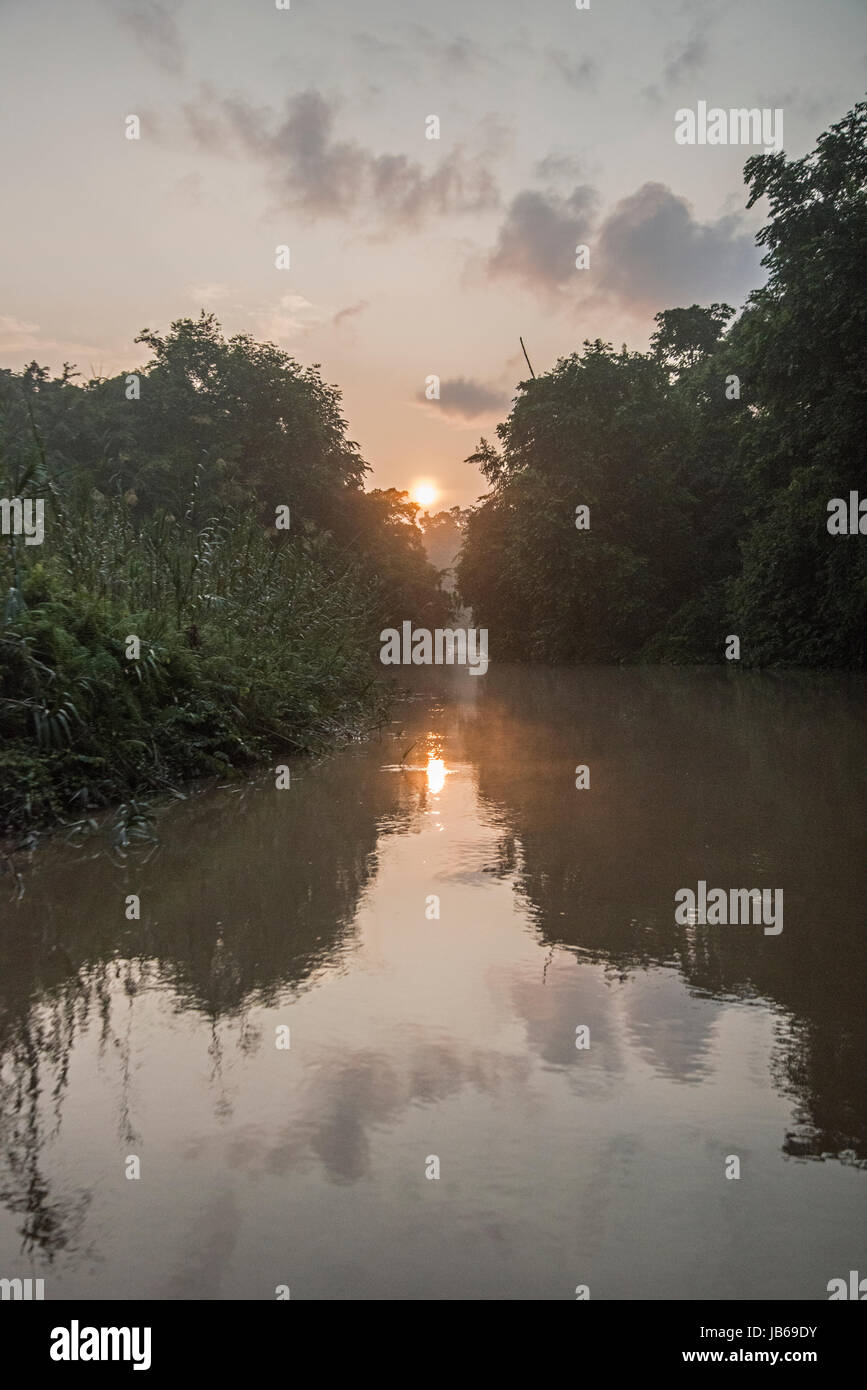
[252,294,331,343]
[482,179,760,313]
[332,300,370,327]
[354,25,499,80]
[486,186,598,290]
[534,152,586,183]
[0,314,40,348]
[115,1,185,76]
[0,317,114,373]
[546,51,598,90]
[181,87,500,230]
[416,376,510,421]
[186,282,231,304]
[644,25,710,104]
[415,28,497,77]
[351,31,405,64]
[663,31,708,86]
[594,182,760,311]
[166,170,206,207]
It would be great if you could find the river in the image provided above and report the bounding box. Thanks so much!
[1,665,864,1299]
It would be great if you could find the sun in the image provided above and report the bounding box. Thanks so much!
[412,482,438,509]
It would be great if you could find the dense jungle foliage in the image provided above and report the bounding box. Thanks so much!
[0,319,449,835]
[457,102,867,668]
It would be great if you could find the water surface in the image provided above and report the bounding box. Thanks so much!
[1,665,864,1299]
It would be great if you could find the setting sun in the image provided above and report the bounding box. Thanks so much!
[412,482,438,509]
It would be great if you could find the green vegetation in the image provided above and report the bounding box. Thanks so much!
[1,320,448,836]
[3,102,864,834]
[457,101,867,668]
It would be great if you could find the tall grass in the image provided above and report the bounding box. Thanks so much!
[0,484,386,835]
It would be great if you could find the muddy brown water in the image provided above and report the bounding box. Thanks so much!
[0,665,864,1299]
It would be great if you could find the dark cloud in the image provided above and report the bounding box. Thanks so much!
[595,182,760,311]
[486,186,598,289]
[115,1,184,76]
[644,20,711,102]
[642,23,711,103]
[534,152,586,182]
[416,376,510,421]
[182,88,499,228]
[332,300,370,327]
[547,51,598,90]
[424,30,495,75]
[663,31,708,86]
[483,179,760,313]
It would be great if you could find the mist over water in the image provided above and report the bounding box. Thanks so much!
[1,666,864,1299]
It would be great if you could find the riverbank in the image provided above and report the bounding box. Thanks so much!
[0,506,389,842]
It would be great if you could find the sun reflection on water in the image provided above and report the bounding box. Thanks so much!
[426,755,446,794]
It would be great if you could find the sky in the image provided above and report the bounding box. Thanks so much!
[0,0,864,506]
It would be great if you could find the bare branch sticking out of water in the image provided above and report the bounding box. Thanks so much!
[399,739,419,766]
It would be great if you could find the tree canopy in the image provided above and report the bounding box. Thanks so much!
[457,100,867,669]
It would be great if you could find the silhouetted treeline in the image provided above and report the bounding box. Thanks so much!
[0,319,449,832]
[457,102,867,668]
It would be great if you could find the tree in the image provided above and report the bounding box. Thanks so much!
[457,341,697,660]
[650,303,734,374]
[727,100,867,665]
[134,313,368,523]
